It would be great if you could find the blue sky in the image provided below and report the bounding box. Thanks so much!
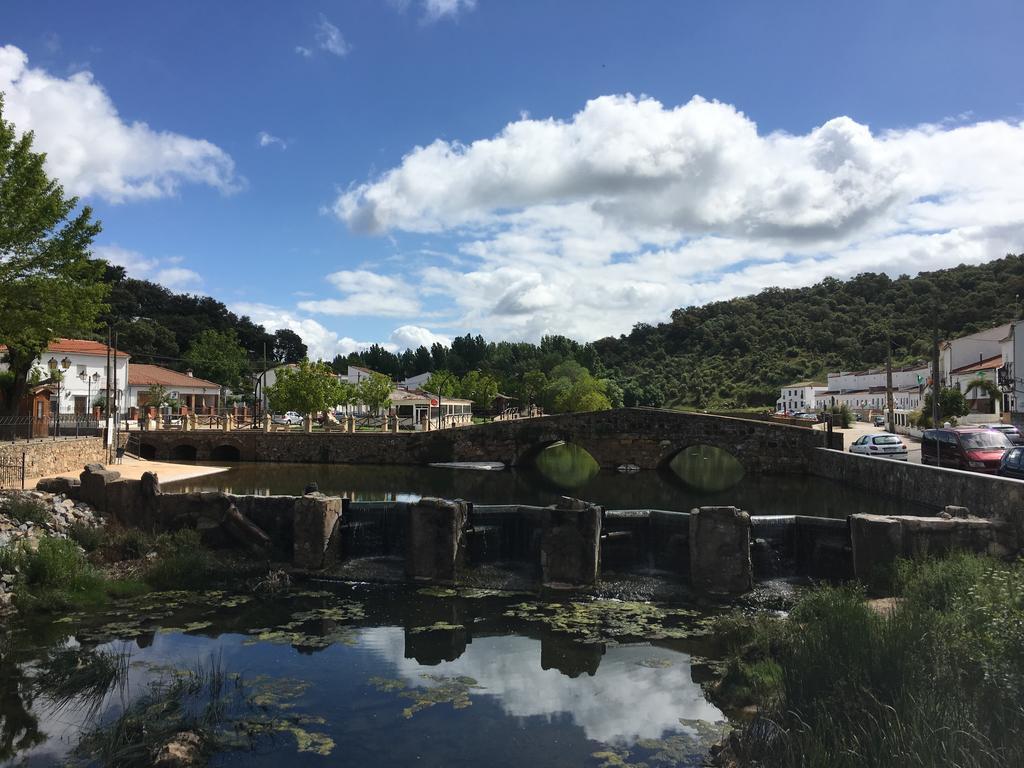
[3,0,1023,358]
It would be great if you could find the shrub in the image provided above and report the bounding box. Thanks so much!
[69,522,105,553]
[12,537,107,610]
[1,495,50,526]
[143,529,217,591]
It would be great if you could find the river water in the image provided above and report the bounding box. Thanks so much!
[168,443,929,518]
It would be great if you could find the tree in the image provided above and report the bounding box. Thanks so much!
[459,370,499,408]
[144,384,170,408]
[424,370,461,398]
[265,359,342,416]
[184,329,249,390]
[922,387,971,426]
[272,329,307,364]
[0,96,107,417]
[356,372,393,414]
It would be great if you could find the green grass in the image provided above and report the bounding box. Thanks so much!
[142,529,221,591]
[721,553,1024,768]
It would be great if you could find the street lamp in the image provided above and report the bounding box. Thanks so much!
[48,356,71,439]
[79,370,100,424]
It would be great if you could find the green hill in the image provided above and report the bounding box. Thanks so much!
[594,254,1024,409]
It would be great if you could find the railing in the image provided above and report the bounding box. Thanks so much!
[0,453,25,490]
[0,416,33,441]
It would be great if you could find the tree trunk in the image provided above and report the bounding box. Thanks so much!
[0,345,38,420]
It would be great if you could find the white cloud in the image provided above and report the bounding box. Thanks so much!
[94,244,203,292]
[154,267,202,291]
[232,302,392,360]
[389,325,451,350]
[297,269,421,317]
[0,45,238,203]
[257,131,288,149]
[328,93,1024,341]
[423,0,477,21]
[297,15,351,58]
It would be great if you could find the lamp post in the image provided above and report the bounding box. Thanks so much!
[48,356,71,439]
[79,370,100,428]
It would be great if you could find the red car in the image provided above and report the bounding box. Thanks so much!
[921,428,1012,473]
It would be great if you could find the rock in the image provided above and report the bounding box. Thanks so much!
[62,498,75,508]
[153,731,203,767]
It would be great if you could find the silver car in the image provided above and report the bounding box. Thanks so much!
[849,432,909,460]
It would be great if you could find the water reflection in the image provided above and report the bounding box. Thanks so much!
[534,442,600,489]
[670,445,745,492]
[362,627,722,744]
[171,451,932,518]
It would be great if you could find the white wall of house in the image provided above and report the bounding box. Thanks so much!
[826,365,929,393]
[940,324,1010,383]
[4,350,130,416]
[776,384,828,412]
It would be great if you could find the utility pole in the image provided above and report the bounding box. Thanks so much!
[112,330,119,461]
[931,325,942,427]
[105,325,112,462]
[886,329,895,433]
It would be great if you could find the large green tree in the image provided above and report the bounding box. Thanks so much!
[0,96,107,416]
[183,329,249,390]
[265,359,342,416]
[356,372,393,414]
[272,328,307,364]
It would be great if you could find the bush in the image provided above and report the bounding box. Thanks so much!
[1,495,50,526]
[731,555,1024,767]
[143,529,217,591]
[69,522,105,553]
[9,537,107,610]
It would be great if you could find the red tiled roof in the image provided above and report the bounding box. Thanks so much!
[128,364,220,389]
[0,338,130,358]
[950,355,1002,376]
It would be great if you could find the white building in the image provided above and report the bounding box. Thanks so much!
[399,372,431,389]
[127,364,221,413]
[1000,323,1020,419]
[940,323,1011,384]
[0,338,130,416]
[826,363,929,393]
[776,382,828,413]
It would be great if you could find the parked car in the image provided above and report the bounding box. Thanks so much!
[872,415,886,428]
[921,427,1012,473]
[988,423,1024,446]
[271,411,303,425]
[998,447,1024,480]
[849,433,909,460]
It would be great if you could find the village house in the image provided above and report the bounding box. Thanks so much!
[0,338,130,418]
[776,382,828,413]
[127,364,221,414]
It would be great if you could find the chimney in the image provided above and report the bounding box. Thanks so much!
[186,369,194,377]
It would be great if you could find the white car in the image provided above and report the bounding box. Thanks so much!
[271,411,303,425]
[849,433,908,460]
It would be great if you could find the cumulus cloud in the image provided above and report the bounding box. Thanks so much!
[257,131,288,149]
[297,269,421,317]
[325,93,1024,340]
[0,45,238,203]
[94,245,202,291]
[389,325,451,350]
[232,302,393,360]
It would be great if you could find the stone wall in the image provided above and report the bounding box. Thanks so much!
[809,448,1024,538]
[0,438,105,484]
[136,407,841,473]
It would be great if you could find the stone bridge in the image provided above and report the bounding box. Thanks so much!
[136,408,841,473]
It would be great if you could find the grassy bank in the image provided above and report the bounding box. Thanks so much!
[714,553,1024,768]
[0,526,254,614]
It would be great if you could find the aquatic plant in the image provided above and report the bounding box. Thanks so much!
[30,645,131,720]
[369,674,480,718]
[722,553,1024,768]
[504,599,710,644]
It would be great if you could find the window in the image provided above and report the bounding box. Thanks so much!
[77,364,87,377]
[872,435,900,445]
[959,432,1012,450]
[1006,448,1022,469]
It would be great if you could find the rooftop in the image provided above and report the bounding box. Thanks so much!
[128,364,220,389]
[0,338,130,358]
[950,354,1003,376]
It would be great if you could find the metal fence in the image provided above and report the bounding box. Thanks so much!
[0,453,26,490]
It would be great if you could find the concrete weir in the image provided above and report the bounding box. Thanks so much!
[37,462,1023,596]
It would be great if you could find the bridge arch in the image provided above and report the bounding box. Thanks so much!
[662,443,746,492]
[210,444,242,461]
[170,443,198,461]
[138,442,157,460]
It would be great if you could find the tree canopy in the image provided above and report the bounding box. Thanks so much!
[183,329,249,390]
[265,359,343,416]
[0,95,107,415]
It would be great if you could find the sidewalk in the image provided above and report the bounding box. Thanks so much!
[25,456,229,489]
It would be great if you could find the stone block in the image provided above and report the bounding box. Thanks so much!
[850,515,902,591]
[540,497,602,588]
[292,494,343,570]
[35,476,80,496]
[406,497,468,583]
[689,506,752,596]
[78,464,121,512]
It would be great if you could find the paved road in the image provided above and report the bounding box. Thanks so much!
[819,420,922,464]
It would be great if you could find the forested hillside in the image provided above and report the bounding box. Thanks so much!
[595,254,1024,408]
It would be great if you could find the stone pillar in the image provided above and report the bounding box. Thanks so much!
[347,415,356,433]
[406,497,468,583]
[540,497,602,588]
[391,414,400,433]
[293,494,343,569]
[420,414,430,432]
[304,414,314,433]
[689,506,752,596]
[262,414,272,432]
